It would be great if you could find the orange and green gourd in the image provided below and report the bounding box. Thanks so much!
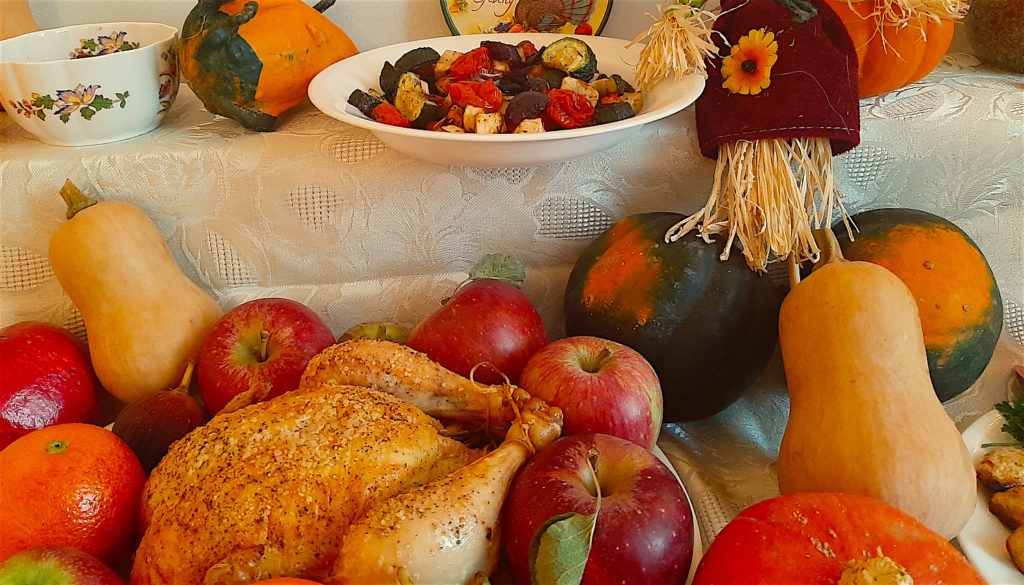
[834,208,1003,402]
[179,0,358,131]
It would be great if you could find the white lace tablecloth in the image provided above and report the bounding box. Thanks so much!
[2,52,1023,549]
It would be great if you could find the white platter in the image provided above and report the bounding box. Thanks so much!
[307,33,705,168]
[959,408,1022,585]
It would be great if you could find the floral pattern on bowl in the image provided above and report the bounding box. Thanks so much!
[8,84,129,123]
[158,47,179,114]
[69,31,140,59]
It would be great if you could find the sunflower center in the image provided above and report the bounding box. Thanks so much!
[741,59,758,74]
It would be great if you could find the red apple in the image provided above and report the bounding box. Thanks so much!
[196,298,334,414]
[503,434,693,585]
[0,322,97,449]
[408,279,546,384]
[519,336,663,449]
[0,547,124,585]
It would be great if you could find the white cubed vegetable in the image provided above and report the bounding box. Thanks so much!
[591,77,618,97]
[474,113,503,135]
[434,50,463,78]
[463,105,484,132]
[513,118,545,133]
[560,77,599,107]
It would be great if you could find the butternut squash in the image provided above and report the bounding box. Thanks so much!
[776,229,975,540]
[48,180,223,404]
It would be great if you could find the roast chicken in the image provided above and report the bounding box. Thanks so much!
[132,340,562,585]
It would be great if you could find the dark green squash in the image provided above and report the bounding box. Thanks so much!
[834,208,1003,402]
[565,212,784,421]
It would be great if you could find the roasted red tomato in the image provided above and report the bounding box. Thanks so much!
[449,47,492,81]
[371,103,410,127]
[448,80,503,112]
[544,89,594,129]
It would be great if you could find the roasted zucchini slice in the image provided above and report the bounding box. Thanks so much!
[541,37,597,81]
[395,47,441,78]
[394,72,443,129]
[593,102,635,125]
[611,74,635,94]
[347,89,384,118]
[380,61,401,101]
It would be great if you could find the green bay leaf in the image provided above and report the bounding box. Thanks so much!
[528,511,597,585]
[468,253,526,287]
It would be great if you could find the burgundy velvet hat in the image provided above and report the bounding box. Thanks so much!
[661,0,862,272]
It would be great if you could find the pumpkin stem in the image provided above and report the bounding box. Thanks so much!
[312,0,336,13]
[812,228,845,266]
[59,179,98,220]
[232,1,258,26]
[173,362,196,394]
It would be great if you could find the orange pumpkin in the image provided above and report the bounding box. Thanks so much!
[824,0,955,98]
[692,493,985,585]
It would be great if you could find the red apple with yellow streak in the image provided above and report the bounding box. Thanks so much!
[196,298,334,414]
[519,336,662,449]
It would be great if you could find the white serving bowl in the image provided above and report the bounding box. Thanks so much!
[0,22,179,146]
[308,33,705,167]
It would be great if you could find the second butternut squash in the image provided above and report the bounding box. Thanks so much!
[777,229,975,540]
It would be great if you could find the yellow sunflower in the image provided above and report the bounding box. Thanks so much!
[721,28,778,95]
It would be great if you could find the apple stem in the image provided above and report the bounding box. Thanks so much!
[174,362,195,394]
[585,348,614,373]
[258,330,270,362]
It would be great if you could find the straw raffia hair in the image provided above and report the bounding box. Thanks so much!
[665,137,853,272]
[629,0,719,91]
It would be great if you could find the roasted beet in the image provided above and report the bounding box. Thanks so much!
[481,40,521,63]
[506,91,550,130]
[523,76,550,93]
[499,77,526,95]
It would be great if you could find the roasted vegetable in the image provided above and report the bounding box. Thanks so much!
[394,72,443,128]
[481,40,521,63]
[347,89,383,118]
[505,91,550,130]
[380,61,401,100]
[541,37,597,81]
[394,47,440,79]
[593,102,635,125]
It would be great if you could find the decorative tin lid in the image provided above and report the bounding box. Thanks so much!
[441,0,613,35]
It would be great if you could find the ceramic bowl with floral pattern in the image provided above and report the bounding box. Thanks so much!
[0,22,179,146]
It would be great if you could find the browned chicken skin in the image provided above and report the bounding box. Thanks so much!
[132,340,561,585]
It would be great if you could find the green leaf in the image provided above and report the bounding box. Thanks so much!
[994,397,1024,446]
[59,113,71,123]
[80,107,96,120]
[91,95,113,110]
[528,450,601,585]
[469,254,526,288]
[82,38,98,51]
[34,94,55,109]
[35,111,46,121]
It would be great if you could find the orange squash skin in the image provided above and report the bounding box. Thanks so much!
[692,493,985,585]
[824,0,954,97]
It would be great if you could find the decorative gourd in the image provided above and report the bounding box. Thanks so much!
[48,181,224,404]
[776,229,975,539]
[564,212,784,421]
[824,0,955,98]
[835,208,1003,402]
[692,493,985,584]
[180,0,358,131]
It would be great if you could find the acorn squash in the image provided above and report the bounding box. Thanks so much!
[564,212,784,421]
[179,0,358,131]
[834,208,1003,402]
